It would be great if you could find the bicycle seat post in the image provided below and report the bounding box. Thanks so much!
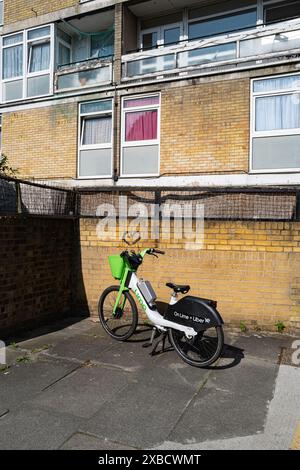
[169,290,178,306]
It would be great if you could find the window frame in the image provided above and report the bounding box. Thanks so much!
[121,93,161,178]
[250,71,300,173]
[140,22,184,51]
[78,99,114,179]
[1,24,54,103]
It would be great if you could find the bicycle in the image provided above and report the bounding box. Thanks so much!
[98,238,224,368]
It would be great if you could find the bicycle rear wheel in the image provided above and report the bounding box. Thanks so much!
[169,326,224,367]
[98,286,138,341]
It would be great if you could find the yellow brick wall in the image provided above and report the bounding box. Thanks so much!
[2,103,78,179]
[160,78,250,175]
[4,0,78,25]
[79,219,300,332]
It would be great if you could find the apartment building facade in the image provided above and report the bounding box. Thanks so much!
[0,0,300,188]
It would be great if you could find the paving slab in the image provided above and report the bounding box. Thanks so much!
[226,332,292,364]
[80,381,197,449]
[0,406,82,450]
[45,334,115,363]
[168,356,278,445]
[60,432,136,450]
[0,356,79,411]
[29,364,131,418]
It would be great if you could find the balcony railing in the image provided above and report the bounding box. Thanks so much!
[122,21,300,80]
[55,57,113,92]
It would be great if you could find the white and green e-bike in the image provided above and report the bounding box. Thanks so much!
[98,245,224,368]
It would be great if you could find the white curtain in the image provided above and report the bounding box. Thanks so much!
[256,95,300,131]
[3,45,23,79]
[82,116,112,145]
[254,75,300,93]
[29,42,50,73]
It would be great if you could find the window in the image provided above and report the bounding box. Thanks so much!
[57,29,72,66]
[0,1,3,26]
[78,100,113,178]
[264,1,300,25]
[188,1,257,41]
[1,25,54,102]
[0,115,2,151]
[251,74,300,171]
[121,95,160,176]
[140,24,182,50]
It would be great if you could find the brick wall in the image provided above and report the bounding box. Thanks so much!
[2,103,78,179]
[160,78,250,175]
[2,77,250,180]
[79,218,300,332]
[0,217,77,337]
[4,0,78,24]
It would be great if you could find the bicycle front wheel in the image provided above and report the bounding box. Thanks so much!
[169,326,224,368]
[98,286,138,341]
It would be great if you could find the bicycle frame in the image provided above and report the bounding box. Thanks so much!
[113,249,197,338]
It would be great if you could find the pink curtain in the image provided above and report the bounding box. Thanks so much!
[125,110,158,141]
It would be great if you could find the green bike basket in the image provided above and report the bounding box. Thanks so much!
[108,255,125,280]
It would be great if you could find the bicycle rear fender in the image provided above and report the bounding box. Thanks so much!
[164,295,224,332]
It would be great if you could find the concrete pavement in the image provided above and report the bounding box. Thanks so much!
[0,317,299,450]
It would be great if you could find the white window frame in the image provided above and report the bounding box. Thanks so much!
[140,23,184,50]
[1,24,54,103]
[78,99,113,179]
[121,93,161,178]
[250,71,300,173]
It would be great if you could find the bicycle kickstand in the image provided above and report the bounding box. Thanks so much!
[150,330,168,357]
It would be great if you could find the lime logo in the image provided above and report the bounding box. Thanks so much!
[134,289,147,311]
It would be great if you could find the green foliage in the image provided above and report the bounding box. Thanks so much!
[0,153,18,176]
[240,321,247,333]
[275,321,286,333]
[16,355,30,363]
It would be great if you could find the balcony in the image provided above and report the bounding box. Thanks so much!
[122,21,300,81]
[55,58,112,92]
[54,8,114,92]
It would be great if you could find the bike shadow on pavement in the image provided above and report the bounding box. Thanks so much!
[127,301,244,370]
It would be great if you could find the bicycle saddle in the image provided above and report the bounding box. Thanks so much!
[166,283,190,294]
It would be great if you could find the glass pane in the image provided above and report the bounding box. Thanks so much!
[188,10,257,40]
[81,100,112,114]
[188,0,256,20]
[57,66,111,90]
[122,145,159,175]
[126,53,176,76]
[178,42,236,67]
[29,42,50,72]
[28,26,51,40]
[142,32,158,50]
[164,27,180,45]
[252,135,300,170]
[3,80,23,101]
[254,75,300,93]
[27,75,50,97]
[82,116,112,145]
[57,29,72,44]
[91,33,114,58]
[265,1,300,24]
[125,110,158,141]
[124,96,159,108]
[79,148,112,177]
[240,29,300,58]
[3,45,23,79]
[256,95,300,131]
[58,43,71,66]
[3,33,23,46]
[0,2,3,26]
